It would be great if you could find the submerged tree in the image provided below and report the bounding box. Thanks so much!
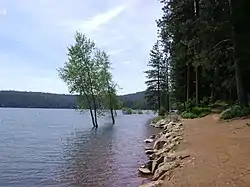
[59,32,118,128]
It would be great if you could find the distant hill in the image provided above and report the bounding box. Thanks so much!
[0,90,149,109]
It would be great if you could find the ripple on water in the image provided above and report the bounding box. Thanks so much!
[0,108,157,187]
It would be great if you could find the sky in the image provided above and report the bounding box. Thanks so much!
[0,0,162,95]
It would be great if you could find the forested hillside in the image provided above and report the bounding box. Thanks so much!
[0,91,148,109]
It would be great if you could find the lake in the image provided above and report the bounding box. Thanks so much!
[0,108,157,187]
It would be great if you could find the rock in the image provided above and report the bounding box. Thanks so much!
[138,167,151,175]
[152,155,164,173]
[170,136,181,143]
[153,161,180,181]
[164,153,177,162]
[146,160,153,171]
[150,134,156,139]
[145,146,153,151]
[163,142,176,152]
[145,149,155,155]
[153,138,169,150]
[149,153,157,160]
[144,139,154,143]
[139,180,164,187]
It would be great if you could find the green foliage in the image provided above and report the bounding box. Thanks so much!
[156,0,250,109]
[220,106,250,120]
[181,107,211,119]
[151,116,165,124]
[158,106,166,116]
[58,32,118,127]
[122,107,133,115]
[184,99,196,112]
[209,100,230,109]
[180,111,198,119]
[145,41,169,111]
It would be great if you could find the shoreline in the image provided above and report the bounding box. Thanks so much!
[138,115,190,187]
[138,114,250,187]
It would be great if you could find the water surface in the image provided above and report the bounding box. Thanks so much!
[0,108,157,187]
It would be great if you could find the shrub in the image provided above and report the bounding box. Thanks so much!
[180,111,198,119]
[192,107,211,116]
[184,99,196,112]
[159,106,166,116]
[122,107,133,115]
[181,107,211,119]
[209,100,229,109]
[151,116,164,123]
[220,105,250,119]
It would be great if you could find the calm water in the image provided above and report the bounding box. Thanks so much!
[0,108,157,187]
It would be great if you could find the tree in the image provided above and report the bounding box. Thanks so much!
[59,32,118,128]
[145,41,169,113]
[156,0,250,111]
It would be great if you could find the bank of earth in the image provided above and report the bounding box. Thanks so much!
[139,114,250,187]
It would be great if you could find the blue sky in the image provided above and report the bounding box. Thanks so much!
[0,0,161,95]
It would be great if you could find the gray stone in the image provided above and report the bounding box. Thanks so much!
[153,161,180,181]
[138,167,151,175]
[144,139,154,143]
[145,149,155,155]
[153,138,169,150]
[138,180,164,187]
[150,134,156,139]
[152,155,164,173]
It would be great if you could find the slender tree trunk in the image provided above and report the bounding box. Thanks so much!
[229,0,248,106]
[195,66,201,106]
[85,94,96,128]
[157,68,161,111]
[165,61,169,112]
[110,108,115,124]
[108,91,115,124]
[92,97,98,128]
[194,0,201,106]
[186,64,190,101]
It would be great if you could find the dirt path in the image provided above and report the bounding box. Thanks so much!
[164,114,250,187]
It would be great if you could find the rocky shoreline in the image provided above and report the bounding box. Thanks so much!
[138,117,190,187]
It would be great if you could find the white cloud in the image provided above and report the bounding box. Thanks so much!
[81,5,126,32]
[60,5,127,34]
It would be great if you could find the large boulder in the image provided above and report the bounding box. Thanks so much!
[153,138,169,150]
[138,167,151,175]
[144,139,154,143]
[153,161,180,181]
[145,146,153,151]
[163,142,176,152]
[138,180,164,187]
[145,149,155,155]
[139,160,153,175]
[152,155,164,173]
[150,134,156,139]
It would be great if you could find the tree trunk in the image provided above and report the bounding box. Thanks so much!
[229,0,248,106]
[186,64,190,101]
[93,98,98,128]
[195,66,201,106]
[165,61,169,112]
[157,68,161,111]
[109,91,115,124]
[85,94,96,128]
